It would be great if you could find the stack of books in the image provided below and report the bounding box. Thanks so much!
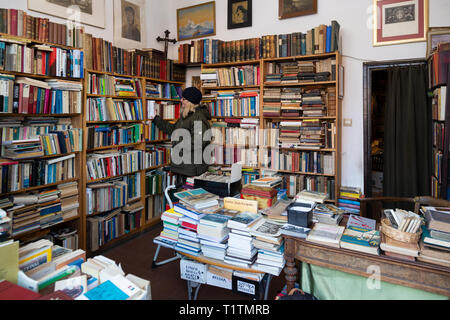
[338,186,362,215]
[249,218,286,276]
[279,120,301,148]
[173,203,208,257]
[301,89,325,117]
[418,207,450,267]
[250,176,283,188]
[297,61,316,83]
[1,139,44,159]
[340,215,380,255]
[241,184,278,209]
[159,208,182,246]
[263,88,281,117]
[299,119,325,148]
[174,188,220,211]
[197,213,232,260]
[224,212,263,268]
[200,69,218,87]
[57,181,79,221]
[280,62,299,84]
[306,222,345,248]
[280,88,302,117]
[265,73,281,84]
[312,203,344,225]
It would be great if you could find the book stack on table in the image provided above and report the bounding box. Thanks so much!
[338,186,362,215]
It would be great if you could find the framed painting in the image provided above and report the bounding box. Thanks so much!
[279,0,317,20]
[427,27,450,57]
[228,0,252,29]
[373,0,429,46]
[27,0,105,29]
[177,1,216,41]
[113,0,146,49]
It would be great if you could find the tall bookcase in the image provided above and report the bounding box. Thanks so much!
[0,33,85,247]
[83,69,183,253]
[200,52,342,203]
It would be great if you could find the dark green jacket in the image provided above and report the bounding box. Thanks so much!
[153,105,212,177]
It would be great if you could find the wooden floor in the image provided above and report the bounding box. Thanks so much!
[101,222,287,300]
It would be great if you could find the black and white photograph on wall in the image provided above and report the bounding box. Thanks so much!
[279,0,317,20]
[113,0,146,49]
[228,0,252,29]
[28,0,105,28]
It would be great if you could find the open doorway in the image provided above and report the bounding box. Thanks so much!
[363,59,430,198]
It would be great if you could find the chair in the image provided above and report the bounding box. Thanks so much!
[413,196,450,213]
[359,196,416,221]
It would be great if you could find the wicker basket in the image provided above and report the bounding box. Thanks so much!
[380,218,422,243]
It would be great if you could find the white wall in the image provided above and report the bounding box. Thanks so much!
[3,0,450,193]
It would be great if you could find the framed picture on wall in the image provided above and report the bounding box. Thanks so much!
[427,27,450,58]
[278,0,317,20]
[113,0,147,49]
[177,1,216,42]
[228,0,252,29]
[28,0,105,29]
[373,0,429,46]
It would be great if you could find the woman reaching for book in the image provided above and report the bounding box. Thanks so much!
[150,87,212,186]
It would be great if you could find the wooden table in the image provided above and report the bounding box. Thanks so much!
[283,235,450,297]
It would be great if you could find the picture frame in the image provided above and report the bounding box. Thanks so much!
[27,0,105,29]
[278,0,317,20]
[373,0,429,46]
[228,0,252,29]
[427,27,450,58]
[177,1,216,42]
[113,0,146,49]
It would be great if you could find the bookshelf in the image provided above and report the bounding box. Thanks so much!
[0,32,85,248]
[430,49,450,199]
[200,51,342,203]
[83,69,182,253]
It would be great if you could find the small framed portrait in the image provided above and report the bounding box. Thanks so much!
[113,0,146,49]
[427,27,450,57]
[373,0,429,46]
[279,0,317,20]
[228,0,252,29]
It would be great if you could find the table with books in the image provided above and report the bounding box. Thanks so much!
[153,183,288,300]
[281,191,450,299]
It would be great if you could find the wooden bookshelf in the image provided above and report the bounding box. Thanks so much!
[82,69,182,254]
[200,51,342,203]
[0,32,86,249]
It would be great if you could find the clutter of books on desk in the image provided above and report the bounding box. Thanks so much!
[156,165,450,289]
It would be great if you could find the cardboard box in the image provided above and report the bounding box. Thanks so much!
[180,258,207,284]
[206,266,232,290]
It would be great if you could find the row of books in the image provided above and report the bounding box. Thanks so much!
[126,172,141,201]
[260,149,335,175]
[211,119,260,147]
[0,8,84,48]
[0,75,82,114]
[5,182,79,236]
[427,43,450,89]
[146,100,181,120]
[86,124,143,150]
[86,97,144,122]
[144,121,169,141]
[146,82,182,100]
[177,21,340,64]
[86,179,129,215]
[0,117,75,141]
[83,35,185,82]
[87,203,144,251]
[145,170,167,196]
[274,173,335,200]
[213,146,259,168]
[265,58,336,83]
[86,150,144,181]
[431,86,447,121]
[206,90,260,117]
[0,153,76,193]
[39,128,83,156]
[0,40,83,78]
[144,145,170,168]
[201,65,260,87]
[146,193,166,222]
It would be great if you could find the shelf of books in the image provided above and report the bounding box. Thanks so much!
[200,55,342,203]
[0,24,85,249]
[83,64,183,253]
[429,43,450,199]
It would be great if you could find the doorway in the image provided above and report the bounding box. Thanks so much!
[363,59,429,197]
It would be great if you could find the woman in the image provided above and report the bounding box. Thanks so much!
[151,87,212,185]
